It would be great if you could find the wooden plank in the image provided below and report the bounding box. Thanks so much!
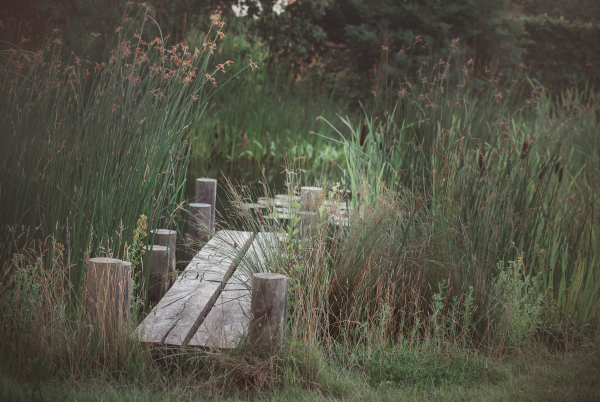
[188,231,254,283]
[265,212,292,221]
[241,202,267,210]
[234,232,282,284]
[136,230,254,345]
[275,194,300,201]
[136,280,221,345]
[188,283,251,349]
[189,232,282,348]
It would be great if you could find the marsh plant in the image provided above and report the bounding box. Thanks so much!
[0,4,261,381]
[206,39,600,391]
[0,4,257,297]
[0,12,599,397]
[313,37,600,341]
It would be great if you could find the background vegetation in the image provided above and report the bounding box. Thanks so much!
[1,1,599,401]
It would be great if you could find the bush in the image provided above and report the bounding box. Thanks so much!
[252,0,521,102]
[520,15,600,95]
[491,258,544,350]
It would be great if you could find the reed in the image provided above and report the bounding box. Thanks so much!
[0,5,250,296]
[312,42,600,342]
[1,14,599,398]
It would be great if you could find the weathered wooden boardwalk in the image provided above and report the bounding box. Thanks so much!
[136,230,280,348]
[135,187,347,349]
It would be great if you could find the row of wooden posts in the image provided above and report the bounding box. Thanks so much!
[85,179,325,349]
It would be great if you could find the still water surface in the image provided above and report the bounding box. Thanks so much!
[185,158,288,222]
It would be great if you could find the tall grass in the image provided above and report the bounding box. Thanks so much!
[314,44,600,341]
[0,234,152,379]
[1,16,599,397]
[0,5,243,294]
[186,16,348,172]
[220,40,600,359]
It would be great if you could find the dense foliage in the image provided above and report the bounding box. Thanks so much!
[520,15,600,95]
[5,0,599,98]
[254,0,520,101]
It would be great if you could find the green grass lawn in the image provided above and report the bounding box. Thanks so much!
[2,349,598,401]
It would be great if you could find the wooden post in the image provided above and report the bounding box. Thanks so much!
[248,273,289,350]
[300,187,323,212]
[86,257,131,325]
[195,178,217,235]
[142,245,169,304]
[151,229,177,290]
[189,202,212,245]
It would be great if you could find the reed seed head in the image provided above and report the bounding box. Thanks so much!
[360,124,367,146]
[558,167,563,183]
[521,140,529,160]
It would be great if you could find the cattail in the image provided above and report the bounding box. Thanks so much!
[554,161,560,174]
[521,140,529,160]
[538,162,545,180]
[558,167,563,183]
[379,142,383,150]
[359,124,367,146]
[478,152,484,171]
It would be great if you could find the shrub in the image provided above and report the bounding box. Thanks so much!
[520,15,600,95]
[491,257,544,350]
[251,0,521,102]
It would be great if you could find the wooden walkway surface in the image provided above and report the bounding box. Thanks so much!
[136,230,279,348]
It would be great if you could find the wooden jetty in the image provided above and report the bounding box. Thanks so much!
[135,187,347,349]
[136,230,281,348]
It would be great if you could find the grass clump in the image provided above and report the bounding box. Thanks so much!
[0,4,255,296]
[0,233,152,381]
[351,343,496,388]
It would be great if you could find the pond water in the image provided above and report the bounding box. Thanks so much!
[175,158,343,269]
[185,158,288,224]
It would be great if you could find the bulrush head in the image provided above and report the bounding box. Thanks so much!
[360,124,367,146]
[521,140,529,160]
[558,166,564,183]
